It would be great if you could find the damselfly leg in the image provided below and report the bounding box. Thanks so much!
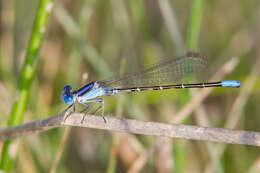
[63,103,75,121]
[80,103,93,123]
[79,98,106,123]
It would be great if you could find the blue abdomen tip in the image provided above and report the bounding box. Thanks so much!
[221,80,241,88]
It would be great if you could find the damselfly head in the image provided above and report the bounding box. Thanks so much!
[62,85,74,104]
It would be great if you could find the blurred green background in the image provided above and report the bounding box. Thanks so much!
[0,0,260,172]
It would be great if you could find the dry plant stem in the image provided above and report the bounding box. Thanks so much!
[127,141,157,173]
[0,83,11,114]
[18,142,38,173]
[154,137,173,173]
[195,106,225,173]
[158,0,185,52]
[49,126,72,173]
[0,113,62,140]
[0,113,260,146]
[249,157,260,173]
[122,0,141,59]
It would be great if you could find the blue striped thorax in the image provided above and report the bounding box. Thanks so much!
[76,81,106,102]
[62,81,111,105]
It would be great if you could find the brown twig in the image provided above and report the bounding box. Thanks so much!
[0,112,63,140]
[0,112,260,146]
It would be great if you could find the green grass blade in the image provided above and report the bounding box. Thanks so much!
[0,0,53,171]
[186,0,205,50]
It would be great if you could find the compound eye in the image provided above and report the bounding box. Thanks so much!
[63,85,72,95]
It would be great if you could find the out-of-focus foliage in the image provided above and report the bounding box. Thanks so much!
[0,0,259,172]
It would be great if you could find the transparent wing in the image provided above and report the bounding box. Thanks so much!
[102,52,207,88]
